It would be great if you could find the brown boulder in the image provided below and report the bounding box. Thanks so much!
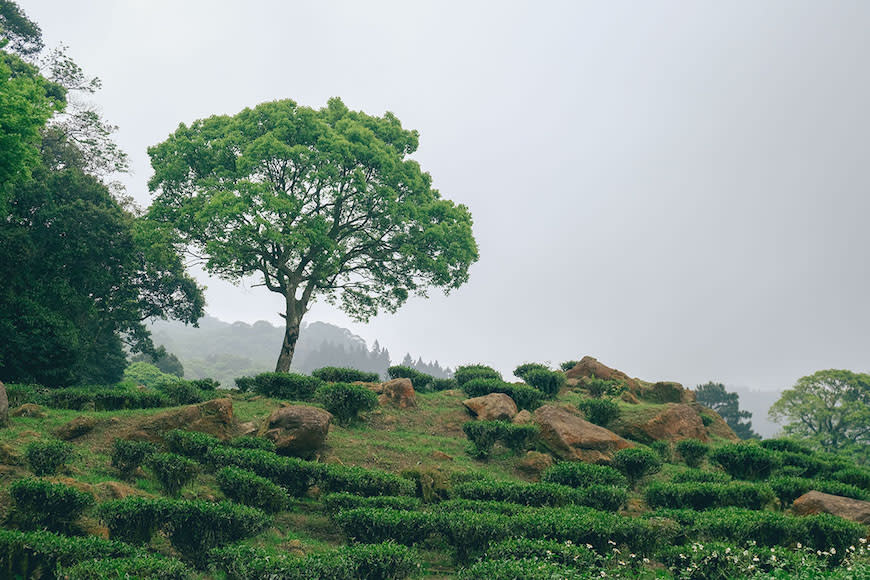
[11,404,46,418]
[516,451,554,480]
[512,409,533,425]
[641,382,696,404]
[463,393,518,421]
[54,416,97,440]
[237,421,259,437]
[792,491,870,525]
[622,404,709,443]
[533,404,633,462]
[259,405,331,458]
[378,378,416,409]
[126,398,235,443]
[698,406,740,441]
[0,381,7,428]
[565,356,642,393]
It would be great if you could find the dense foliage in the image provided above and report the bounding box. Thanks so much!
[315,381,379,425]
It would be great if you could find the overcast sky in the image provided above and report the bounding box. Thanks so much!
[21,1,870,390]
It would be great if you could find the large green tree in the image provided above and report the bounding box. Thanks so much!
[147,98,478,371]
[695,382,758,439]
[769,369,870,453]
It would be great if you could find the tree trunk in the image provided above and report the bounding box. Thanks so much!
[275,313,301,372]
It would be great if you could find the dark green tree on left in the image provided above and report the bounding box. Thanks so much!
[0,2,204,386]
[695,382,758,440]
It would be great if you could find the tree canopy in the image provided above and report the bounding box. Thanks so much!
[769,369,870,453]
[694,381,758,440]
[147,97,478,371]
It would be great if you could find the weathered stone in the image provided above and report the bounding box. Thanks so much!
[0,381,8,428]
[512,409,533,425]
[126,398,235,443]
[621,404,709,443]
[516,451,554,480]
[533,404,633,462]
[237,421,259,437]
[641,381,696,404]
[258,405,331,458]
[378,378,417,409]
[463,393,517,421]
[54,416,97,440]
[565,356,642,393]
[792,491,870,525]
[11,403,46,418]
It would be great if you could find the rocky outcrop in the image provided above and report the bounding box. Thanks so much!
[54,416,97,440]
[463,393,517,421]
[533,404,633,462]
[259,405,331,458]
[699,406,740,442]
[516,451,554,480]
[641,382,696,404]
[0,382,7,428]
[565,356,642,393]
[378,378,417,409]
[625,404,709,443]
[512,410,533,425]
[126,398,235,442]
[11,404,46,418]
[792,491,870,525]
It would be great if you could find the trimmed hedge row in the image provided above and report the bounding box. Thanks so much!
[644,481,775,510]
[458,559,585,580]
[166,429,221,463]
[0,529,137,579]
[313,366,380,383]
[234,372,323,400]
[709,443,781,480]
[217,466,288,513]
[6,383,171,410]
[462,421,539,459]
[25,439,73,475]
[455,364,502,386]
[147,452,199,497]
[768,475,869,506]
[451,479,627,511]
[315,382,379,425]
[111,438,156,478]
[63,556,191,580]
[462,378,544,410]
[542,461,628,489]
[11,478,94,531]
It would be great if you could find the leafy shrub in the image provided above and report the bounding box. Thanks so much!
[644,481,774,510]
[315,382,379,425]
[541,461,628,488]
[582,377,623,398]
[124,361,178,387]
[435,499,529,516]
[322,492,421,514]
[63,555,191,580]
[454,364,502,386]
[335,507,438,546]
[147,452,199,496]
[761,438,815,455]
[676,438,709,468]
[769,476,868,507]
[657,541,813,580]
[486,537,597,567]
[430,377,459,391]
[0,529,135,578]
[523,368,565,398]
[157,380,204,405]
[37,385,170,411]
[111,438,156,478]
[450,479,626,511]
[99,497,170,544]
[5,383,48,407]
[10,478,94,531]
[671,468,732,484]
[216,466,287,513]
[228,436,276,452]
[577,398,620,427]
[165,429,221,463]
[314,366,381,383]
[513,363,550,381]
[435,510,515,562]
[500,423,539,453]
[207,446,318,497]
[320,463,416,497]
[650,440,673,462]
[463,421,504,459]
[611,447,662,488]
[333,542,419,580]
[386,365,434,390]
[25,439,73,475]
[458,558,582,579]
[774,450,833,478]
[189,378,220,390]
[560,360,581,371]
[710,443,781,480]
[461,378,544,410]
[234,376,256,392]
[247,372,324,400]
[831,467,870,490]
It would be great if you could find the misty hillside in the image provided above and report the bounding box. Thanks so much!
[149,316,452,387]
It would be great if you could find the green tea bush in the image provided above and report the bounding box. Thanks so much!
[314,366,381,383]
[110,438,156,478]
[234,376,256,392]
[99,497,171,544]
[10,478,94,531]
[450,480,626,511]
[247,372,324,400]
[335,507,438,546]
[644,481,774,510]
[430,377,459,391]
[434,510,514,562]
[322,492,421,514]
[13,384,170,411]
[500,423,539,454]
[650,440,673,463]
[189,378,220,390]
[207,446,317,496]
[0,529,136,578]
[25,439,73,475]
[436,499,529,516]
[513,363,550,381]
[486,537,597,567]
[217,466,287,513]
[462,421,504,459]
[455,364,502,386]
[769,476,868,507]
[63,556,191,580]
[320,463,416,497]
[165,429,220,463]
[671,468,732,484]
[831,467,870,490]
[147,452,199,496]
[461,378,544,410]
[761,438,815,455]
[676,438,709,468]
[333,541,419,580]
[227,435,276,452]
[657,542,813,580]
[315,382,379,425]
[542,461,628,488]
[560,360,581,371]
[776,450,833,478]
[4,383,47,406]
[458,559,583,579]
[576,398,620,427]
[157,380,204,405]
[710,443,781,480]
[611,447,662,488]
[523,368,565,397]
[582,377,623,398]
[386,365,434,390]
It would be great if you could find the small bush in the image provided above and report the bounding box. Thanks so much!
[437,499,529,516]
[710,443,781,480]
[513,363,550,381]
[63,556,192,580]
[216,466,287,513]
[458,558,582,579]
[500,423,539,454]
[582,377,623,398]
[207,446,317,497]
[157,380,204,405]
[148,452,199,496]
[611,447,662,488]
[320,463,416,497]
[99,496,170,544]
[577,398,620,427]
[189,378,220,390]
[10,478,94,531]
[165,429,221,463]
[0,529,135,578]
[831,467,870,490]
[645,481,774,510]
[25,439,73,475]
[234,376,256,392]
[541,461,628,488]
[249,372,324,400]
[462,378,544,410]
[676,439,709,468]
[454,364,501,386]
[450,479,626,511]
[315,382,379,425]
[228,436,276,452]
[314,366,381,383]
[523,368,565,398]
[650,440,673,462]
[671,468,732,484]
[335,507,438,546]
[560,360,581,371]
[430,377,459,391]
[761,438,815,455]
[111,438,156,478]
[387,365,434,390]
[463,421,504,459]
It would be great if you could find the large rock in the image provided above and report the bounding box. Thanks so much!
[793,491,870,525]
[533,404,633,462]
[516,451,554,480]
[565,356,642,394]
[11,403,46,418]
[259,405,331,458]
[126,398,235,442]
[463,393,517,421]
[642,382,696,404]
[0,381,7,428]
[54,416,97,440]
[628,404,709,443]
[512,410,533,425]
[378,378,417,409]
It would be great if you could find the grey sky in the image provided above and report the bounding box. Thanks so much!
[22,1,870,390]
